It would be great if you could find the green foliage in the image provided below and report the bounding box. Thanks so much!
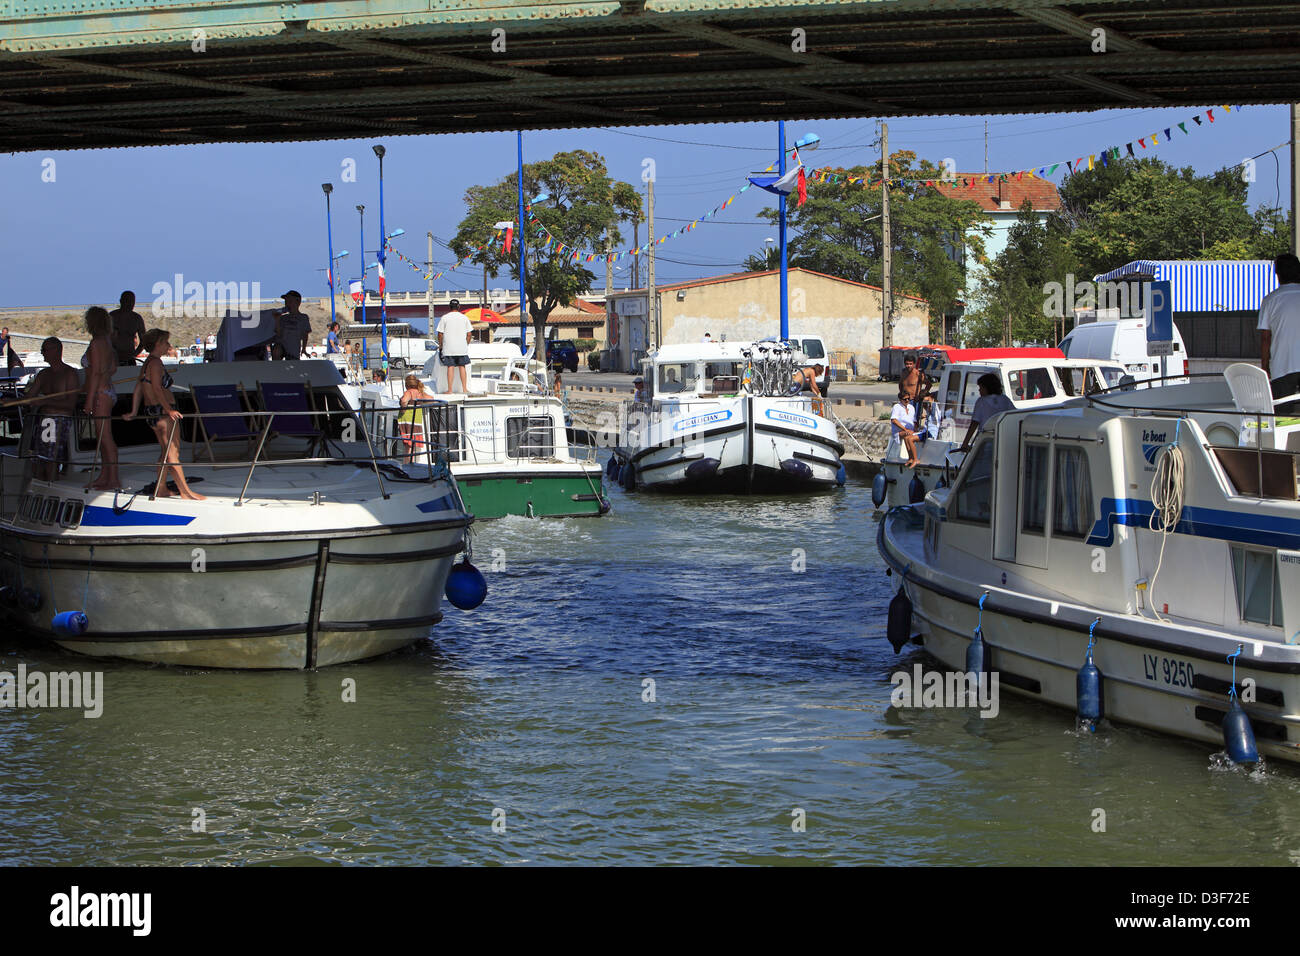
[743,246,780,272]
[574,338,598,352]
[758,151,990,328]
[451,150,640,346]
[586,350,601,371]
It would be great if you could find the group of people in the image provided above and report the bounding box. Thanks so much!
[23,299,203,500]
[889,351,1014,469]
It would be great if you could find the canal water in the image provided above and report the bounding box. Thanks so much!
[3,478,1300,866]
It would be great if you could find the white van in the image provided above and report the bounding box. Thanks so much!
[1059,317,1188,383]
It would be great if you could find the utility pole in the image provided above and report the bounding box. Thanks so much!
[881,122,893,350]
[647,178,658,349]
[426,231,434,332]
[633,215,641,289]
[605,236,614,369]
[1292,105,1300,254]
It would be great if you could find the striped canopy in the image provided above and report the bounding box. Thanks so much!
[1093,260,1278,313]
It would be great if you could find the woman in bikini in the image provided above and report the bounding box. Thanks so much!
[124,329,205,500]
[82,306,122,490]
[397,373,433,463]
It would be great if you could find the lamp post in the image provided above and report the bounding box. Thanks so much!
[777,125,820,341]
[357,203,367,367]
[373,144,388,372]
[322,183,337,330]
[516,131,528,355]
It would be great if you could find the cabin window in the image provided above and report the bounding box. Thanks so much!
[1008,368,1056,401]
[1230,546,1282,627]
[951,440,993,524]
[506,416,554,458]
[1053,446,1094,538]
[657,363,698,394]
[944,374,961,409]
[960,374,983,415]
[1022,443,1050,534]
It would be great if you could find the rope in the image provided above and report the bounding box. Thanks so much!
[1147,418,1186,623]
[1227,644,1243,699]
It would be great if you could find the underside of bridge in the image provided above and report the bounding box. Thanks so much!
[2,0,1299,153]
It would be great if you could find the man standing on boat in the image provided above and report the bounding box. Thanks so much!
[24,337,80,481]
[899,352,928,401]
[273,291,312,360]
[1258,253,1300,408]
[436,299,473,393]
[109,291,146,367]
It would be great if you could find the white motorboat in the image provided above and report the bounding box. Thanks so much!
[354,343,608,519]
[611,341,844,493]
[877,364,1300,763]
[874,349,1128,511]
[0,358,477,669]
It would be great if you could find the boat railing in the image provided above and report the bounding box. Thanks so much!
[0,402,452,512]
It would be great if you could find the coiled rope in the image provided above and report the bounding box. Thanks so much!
[1147,419,1186,623]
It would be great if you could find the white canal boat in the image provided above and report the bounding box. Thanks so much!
[610,342,845,493]
[877,364,1300,763]
[874,349,1127,511]
[0,359,476,669]
[354,343,608,519]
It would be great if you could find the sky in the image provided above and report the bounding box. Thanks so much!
[0,104,1292,309]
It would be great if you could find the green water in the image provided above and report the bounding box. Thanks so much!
[2,481,1298,865]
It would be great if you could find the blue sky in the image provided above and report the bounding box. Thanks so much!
[0,104,1290,308]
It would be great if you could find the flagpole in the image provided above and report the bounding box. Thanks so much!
[517,130,528,354]
[779,120,789,341]
[358,203,367,369]
[374,144,389,374]
[323,183,336,331]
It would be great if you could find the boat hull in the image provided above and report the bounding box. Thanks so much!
[455,466,607,519]
[0,519,467,670]
[878,510,1300,763]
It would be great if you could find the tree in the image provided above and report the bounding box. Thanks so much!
[451,150,641,352]
[743,245,780,272]
[757,151,990,337]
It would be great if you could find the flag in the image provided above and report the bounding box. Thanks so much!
[748,165,802,199]
[504,224,513,254]
[326,266,333,290]
[349,279,363,304]
[375,260,386,297]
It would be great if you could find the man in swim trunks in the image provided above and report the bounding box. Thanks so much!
[82,306,122,490]
[109,291,146,367]
[23,337,80,481]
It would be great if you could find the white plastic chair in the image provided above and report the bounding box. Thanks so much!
[1224,362,1276,448]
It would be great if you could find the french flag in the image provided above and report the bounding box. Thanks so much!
[748,149,806,206]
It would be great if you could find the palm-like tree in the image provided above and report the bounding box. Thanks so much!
[743,244,780,272]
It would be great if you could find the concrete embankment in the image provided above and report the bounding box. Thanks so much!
[563,388,888,482]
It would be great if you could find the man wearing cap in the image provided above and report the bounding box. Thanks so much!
[274,291,312,360]
[632,376,647,403]
[436,298,473,392]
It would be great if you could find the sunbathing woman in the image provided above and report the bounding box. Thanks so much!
[124,329,205,500]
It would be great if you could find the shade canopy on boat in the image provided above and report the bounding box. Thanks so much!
[213,309,278,362]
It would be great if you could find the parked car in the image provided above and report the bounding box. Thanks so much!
[546,339,579,372]
[1059,317,1189,383]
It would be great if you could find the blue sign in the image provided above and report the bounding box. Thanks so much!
[1146,279,1173,356]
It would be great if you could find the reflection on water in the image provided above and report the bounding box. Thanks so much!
[2,480,1299,865]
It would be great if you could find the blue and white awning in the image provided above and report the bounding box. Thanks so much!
[1093,260,1277,313]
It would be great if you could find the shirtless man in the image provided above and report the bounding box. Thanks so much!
[23,337,80,481]
[899,352,927,402]
[82,306,121,490]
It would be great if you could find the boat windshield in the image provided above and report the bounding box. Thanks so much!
[657,362,699,394]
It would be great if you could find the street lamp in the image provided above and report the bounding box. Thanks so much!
[322,183,338,330]
[357,203,368,367]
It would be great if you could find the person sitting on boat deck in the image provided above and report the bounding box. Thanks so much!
[632,376,647,403]
[436,298,473,393]
[899,351,927,402]
[123,328,204,501]
[890,389,920,469]
[109,290,146,367]
[959,373,1016,452]
[397,373,433,463]
[917,393,940,443]
[1258,252,1300,412]
[789,364,825,397]
[82,306,122,491]
[273,291,312,360]
[23,337,80,481]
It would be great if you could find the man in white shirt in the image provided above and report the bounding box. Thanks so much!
[1258,254,1300,407]
[960,373,1016,451]
[890,391,919,468]
[702,332,712,344]
[435,298,474,392]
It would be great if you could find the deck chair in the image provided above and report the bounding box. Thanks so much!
[1225,363,1280,449]
[257,381,326,456]
[500,346,535,391]
[191,384,258,461]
